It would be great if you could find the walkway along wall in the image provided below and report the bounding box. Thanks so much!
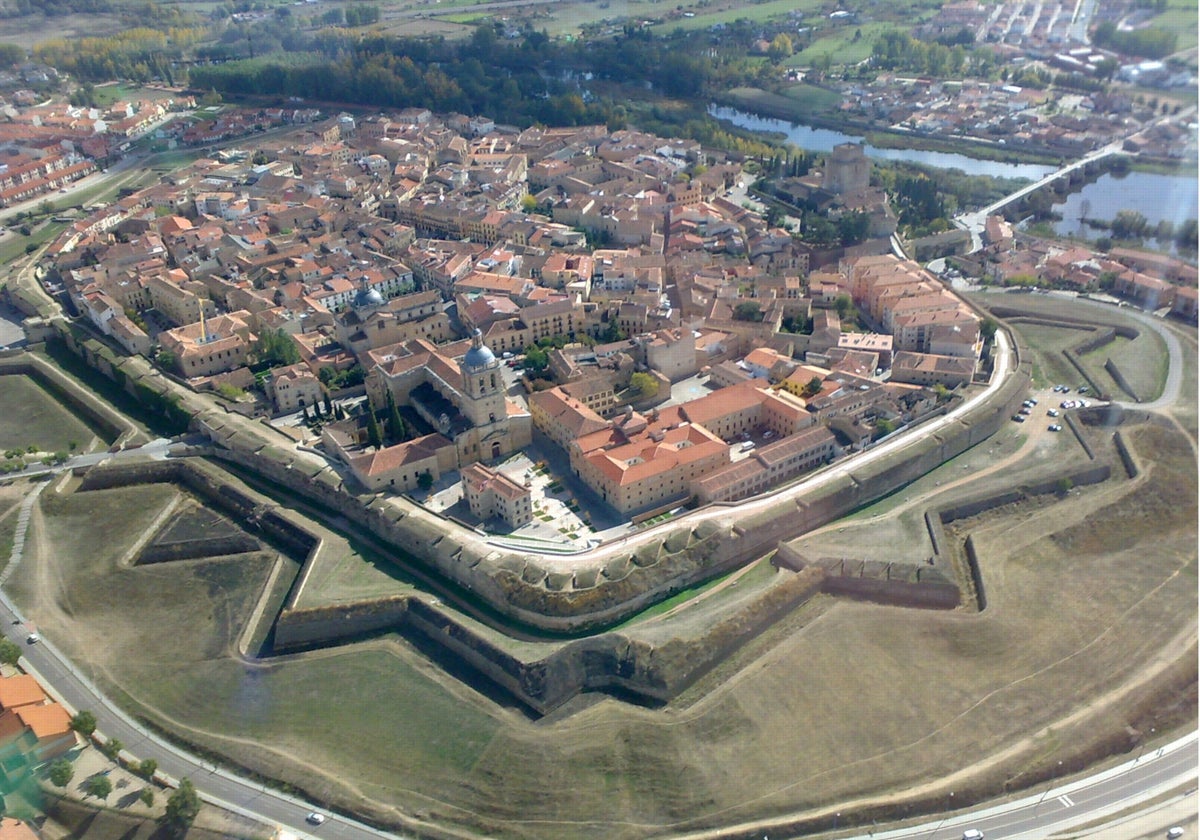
[41,311,1032,633]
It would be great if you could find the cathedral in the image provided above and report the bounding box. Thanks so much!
[365,329,532,468]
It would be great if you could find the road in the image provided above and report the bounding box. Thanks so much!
[527,326,1014,573]
[840,732,1197,840]
[1,593,403,840]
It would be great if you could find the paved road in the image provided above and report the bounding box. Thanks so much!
[1,593,403,840]
[841,732,1197,840]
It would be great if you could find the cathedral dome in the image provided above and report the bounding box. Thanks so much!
[354,284,384,309]
[462,329,497,370]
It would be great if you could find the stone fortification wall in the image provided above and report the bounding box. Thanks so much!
[773,542,959,610]
[199,359,1030,633]
[76,459,321,562]
[0,355,130,444]
[1112,430,1139,479]
[937,463,1111,523]
[44,309,1033,631]
[140,536,261,565]
[274,566,826,714]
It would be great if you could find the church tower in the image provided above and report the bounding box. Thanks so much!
[460,329,505,426]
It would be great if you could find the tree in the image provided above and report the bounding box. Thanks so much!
[365,400,383,450]
[138,758,158,779]
[140,788,155,807]
[417,471,433,491]
[48,758,74,789]
[385,389,406,444]
[100,737,123,760]
[834,294,855,320]
[630,371,658,397]
[255,328,300,367]
[84,774,112,801]
[733,301,763,322]
[70,710,97,737]
[0,638,20,666]
[801,376,823,398]
[165,778,201,832]
[523,345,549,374]
[980,318,998,344]
[1055,477,1073,496]
[767,33,793,61]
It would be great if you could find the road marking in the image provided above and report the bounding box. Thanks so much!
[1057,793,1075,808]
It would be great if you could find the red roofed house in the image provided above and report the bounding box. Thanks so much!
[462,462,533,528]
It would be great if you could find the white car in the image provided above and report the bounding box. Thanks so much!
[1167,828,1184,840]
[305,812,326,825]
[25,633,39,644]
[962,830,984,840]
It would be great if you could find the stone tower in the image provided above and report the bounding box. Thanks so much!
[460,329,505,426]
[825,142,871,196]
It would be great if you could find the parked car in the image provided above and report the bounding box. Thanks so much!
[1019,406,1032,415]
[1047,409,1059,417]
[1012,414,1025,422]
[1049,424,1062,432]
[1078,385,1089,394]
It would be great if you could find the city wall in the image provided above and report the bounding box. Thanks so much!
[38,316,1033,634]
[0,354,133,445]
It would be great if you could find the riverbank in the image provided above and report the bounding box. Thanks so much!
[717,87,1063,166]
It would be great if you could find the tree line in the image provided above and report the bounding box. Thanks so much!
[1092,21,1177,60]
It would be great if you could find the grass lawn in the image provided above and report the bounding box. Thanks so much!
[789,21,897,66]
[0,221,66,267]
[779,81,842,113]
[650,0,823,35]
[0,375,99,454]
[9,420,1194,840]
[1150,0,1198,53]
[723,86,840,124]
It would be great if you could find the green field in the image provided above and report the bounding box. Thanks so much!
[723,85,842,123]
[0,375,99,454]
[650,0,824,35]
[789,21,898,67]
[1150,0,1198,53]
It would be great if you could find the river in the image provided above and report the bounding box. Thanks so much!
[710,105,1058,179]
[1046,170,1199,239]
[712,103,1199,254]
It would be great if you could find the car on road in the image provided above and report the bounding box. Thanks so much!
[1049,424,1062,432]
[305,812,326,825]
[962,830,984,840]
[25,633,39,644]
[1167,827,1184,839]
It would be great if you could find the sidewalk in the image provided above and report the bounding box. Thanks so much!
[1073,791,1197,840]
